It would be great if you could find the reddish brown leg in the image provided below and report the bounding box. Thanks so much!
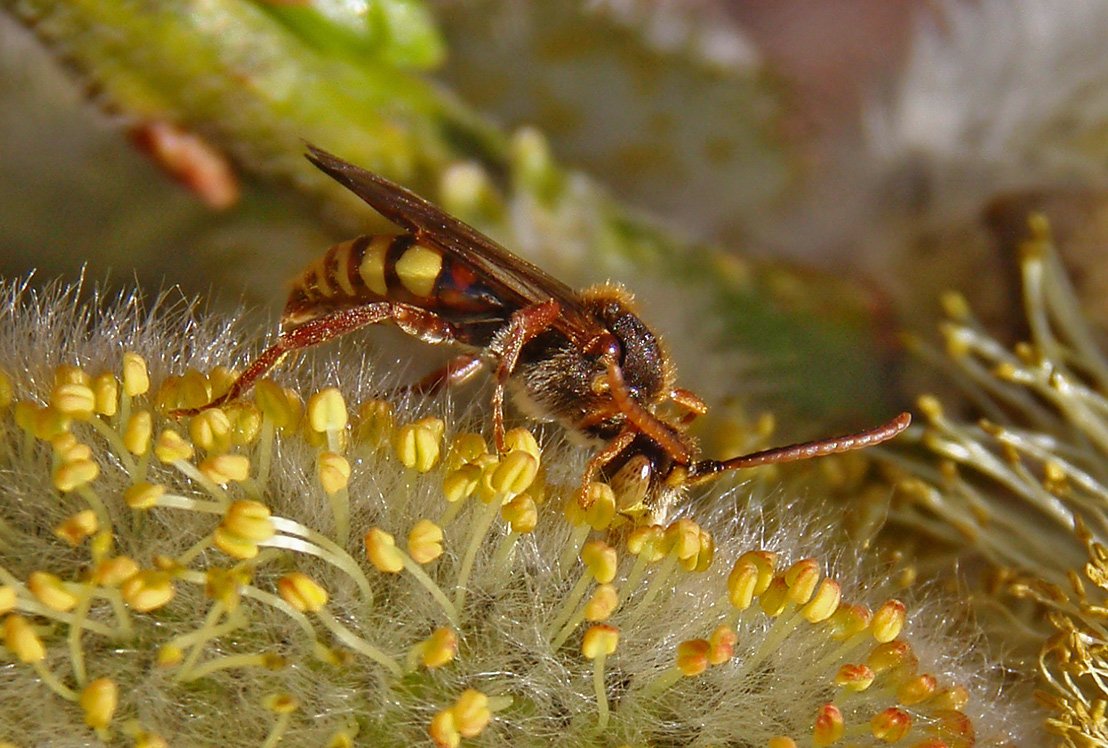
[399,354,485,396]
[577,427,637,508]
[669,387,708,428]
[491,300,561,451]
[685,411,912,485]
[172,303,457,417]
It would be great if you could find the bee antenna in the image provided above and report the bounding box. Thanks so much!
[685,411,912,485]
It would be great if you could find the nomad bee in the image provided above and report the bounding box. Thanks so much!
[179,145,910,517]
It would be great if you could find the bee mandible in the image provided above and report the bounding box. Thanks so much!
[176,146,910,519]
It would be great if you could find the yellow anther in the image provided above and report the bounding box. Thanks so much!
[0,368,13,408]
[678,527,714,572]
[502,428,540,461]
[205,567,249,610]
[356,398,394,449]
[121,353,150,397]
[214,500,275,560]
[897,673,937,705]
[122,410,153,455]
[738,550,777,595]
[124,482,165,510]
[28,571,78,612]
[178,369,212,410]
[581,539,618,584]
[768,738,798,748]
[800,579,841,623]
[308,387,349,433]
[317,451,351,494]
[3,614,46,663]
[867,641,915,673]
[121,570,175,612]
[758,576,790,617]
[501,494,538,534]
[932,685,970,711]
[189,408,233,453]
[91,556,139,587]
[451,688,491,738]
[55,365,90,387]
[676,639,710,676]
[418,627,457,669]
[227,404,263,445]
[581,624,620,659]
[92,373,119,417]
[872,599,907,642]
[443,464,481,504]
[664,519,701,560]
[133,731,169,748]
[0,586,16,615]
[626,525,665,562]
[828,603,871,640]
[446,432,488,470]
[263,693,300,715]
[813,704,844,747]
[727,560,759,610]
[33,405,72,440]
[870,707,911,742]
[365,528,405,573]
[582,482,616,530]
[52,382,96,420]
[408,519,444,564]
[51,432,91,462]
[834,663,875,691]
[278,572,329,613]
[916,394,943,421]
[54,509,99,546]
[80,677,118,730]
[707,625,736,665]
[53,457,100,492]
[200,454,252,485]
[584,584,618,621]
[154,429,194,462]
[489,450,537,495]
[429,708,460,748]
[394,420,443,472]
[784,558,821,604]
[254,380,302,431]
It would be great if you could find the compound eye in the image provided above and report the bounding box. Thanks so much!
[609,454,652,511]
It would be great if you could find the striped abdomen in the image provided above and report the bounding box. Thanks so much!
[282,234,508,344]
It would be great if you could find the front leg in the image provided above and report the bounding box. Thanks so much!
[490,300,561,451]
[577,427,637,508]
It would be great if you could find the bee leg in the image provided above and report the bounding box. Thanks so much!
[490,300,561,451]
[577,427,637,508]
[399,354,485,396]
[669,387,708,427]
[173,303,456,416]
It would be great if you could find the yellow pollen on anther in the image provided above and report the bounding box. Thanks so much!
[834,663,875,692]
[784,558,821,604]
[676,639,710,676]
[91,557,139,587]
[278,572,328,613]
[801,579,842,623]
[190,409,233,453]
[154,429,194,462]
[201,454,252,485]
[707,625,737,664]
[898,673,937,705]
[308,388,348,433]
[502,494,538,533]
[52,382,96,419]
[584,584,618,621]
[80,678,118,730]
[394,419,443,472]
[503,428,540,460]
[365,528,405,573]
[582,624,619,659]
[872,599,907,642]
[53,458,100,492]
[759,577,790,617]
[123,410,153,455]
[419,627,457,669]
[452,689,491,738]
[870,707,912,741]
[254,380,303,431]
[54,509,99,546]
[4,614,46,663]
[317,452,351,494]
[92,373,119,417]
[582,483,616,529]
[214,501,275,560]
[408,519,444,564]
[396,243,443,297]
[263,692,300,714]
[0,586,16,615]
[121,570,175,612]
[359,236,390,296]
[122,352,150,396]
[28,571,78,612]
[581,540,618,584]
[490,450,537,495]
[812,703,844,747]
[124,482,165,510]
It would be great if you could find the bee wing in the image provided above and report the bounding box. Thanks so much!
[306,145,597,341]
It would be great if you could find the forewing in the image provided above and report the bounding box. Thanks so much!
[306,145,595,341]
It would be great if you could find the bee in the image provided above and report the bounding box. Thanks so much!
[177,145,910,519]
